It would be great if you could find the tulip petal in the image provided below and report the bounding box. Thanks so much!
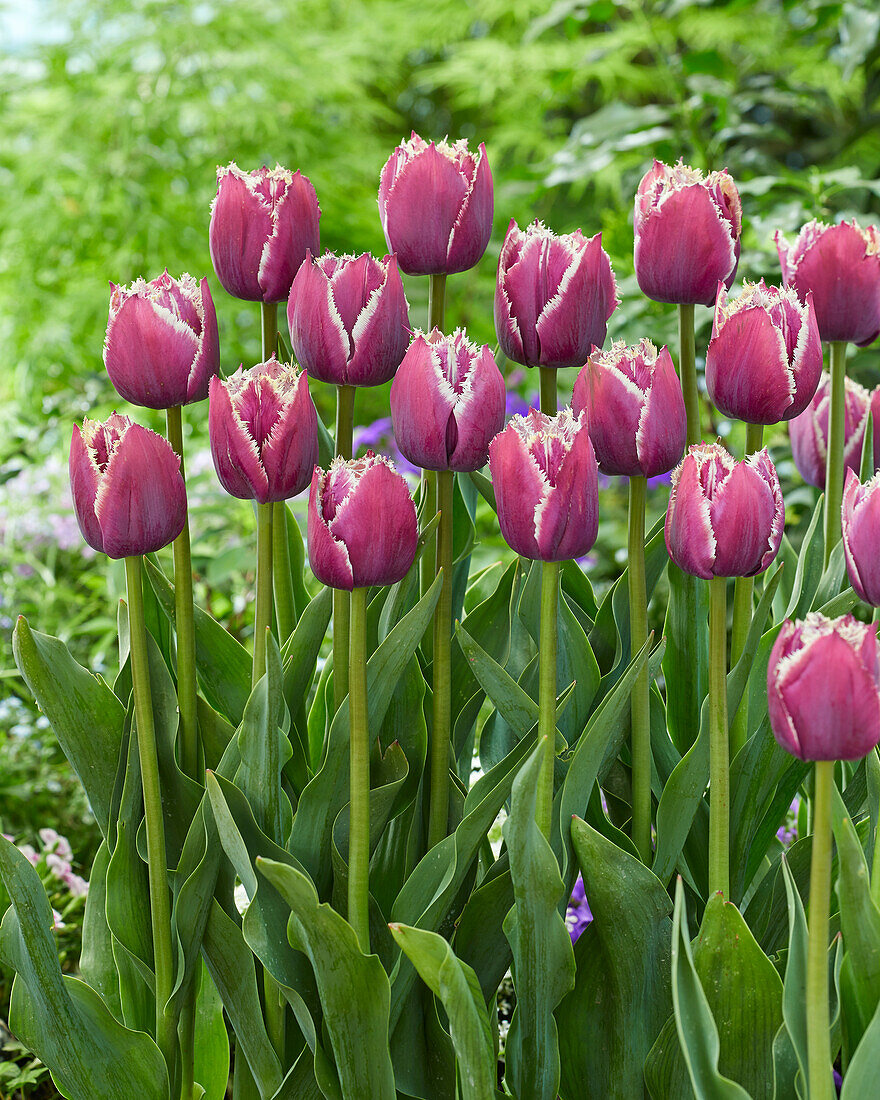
[537,425,598,561]
[536,233,617,368]
[104,294,199,409]
[446,143,493,274]
[186,277,221,403]
[665,456,716,579]
[287,256,351,386]
[69,426,105,554]
[208,376,269,501]
[705,305,795,425]
[307,470,354,590]
[209,172,272,301]
[710,461,777,577]
[390,336,455,470]
[259,171,320,303]
[636,346,687,477]
[447,346,506,471]
[488,426,545,559]
[329,462,417,587]
[260,373,320,501]
[347,256,410,387]
[843,468,880,604]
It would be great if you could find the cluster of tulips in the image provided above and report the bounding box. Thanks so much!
[7,131,880,1100]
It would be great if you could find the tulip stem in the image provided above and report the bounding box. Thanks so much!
[628,474,652,863]
[261,300,278,361]
[708,575,729,898]
[539,367,557,415]
[806,759,834,1100]
[272,503,295,644]
[428,470,454,848]
[729,422,764,759]
[421,275,446,622]
[349,586,371,952]
[871,747,880,909]
[253,502,274,688]
[824,340,847,567]
[123,556,177,1078]
[536,560,560,839]
[333,384,356,712]
[428,272,447,334]
[678,303,701,445]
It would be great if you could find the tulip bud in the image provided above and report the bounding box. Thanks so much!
[488,408,598,562]
[378,133,493,276]
[706,281,822,425]
[495,220,618,370]
[69,413,186,558]
[308,454,418,590]
[572,339,686,478]
[390,329,506,472]
[775,220,880,346]
[287,251,409,387]
[634,160,741,307]
[665,443,783,579]
[842,468,880,605]
[209,163,320,302]
[788,372,871,489]
[768,612,880,761]
[208,358,318,503]
[103,271,220,409]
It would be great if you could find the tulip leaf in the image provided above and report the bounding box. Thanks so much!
[785,494,825,619]
[558,816,671,1100]
[452,861,514,1003]
[780,856,810,1096]
[860,410,875,482]
[841,992,880,1099]
[502,737,575,1100]
[0,837,170,1100]
[80,840,122,1022]
[661,563,709,755]
[193,963,230,1100]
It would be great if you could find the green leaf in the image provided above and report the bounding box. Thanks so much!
[281,586,332,712]
[661,563,709,755]
[193,964,230,1100]
[841,992,880,1099]
[785,495,825,619]
[79,839,122,1021]
[780,856,809,1094]
[389,924,496,1100]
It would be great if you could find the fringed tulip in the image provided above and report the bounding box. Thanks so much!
[390,328,506,471]
[706,281,822,425]
[495,220,618,370]
[378,133,493,276]
[788,372,871,489]
[103,272,220,409]
[842,468,880,606]
[287,251,409,387]
[776,220,880,346]
[209,163,320,302]
[488,408,598,562]
[308,454,418,590]
[768,613,880,760]
[634,160,741,306]
[69,413,186,558]
[208,358,318,503]
[572,339,686,477]
[665,443,783,579]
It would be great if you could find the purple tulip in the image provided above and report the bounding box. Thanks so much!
[665,443,784,579]
[788,372,872,489]
[572,339,686,478]
[208,358,318,503]
[287,251,409,387]
[378,133,493,276]
[706,281,822,425]
[209,163,320,303]
[308,454,418,590]
[495,220,618,370]
[390,329,506,472]
[69,413,186,559]
[488,408,598,562]
[103,271,220,409]
[768,613,880,761]
[776,220,880,346]
[634,160,741,307]
[842,468,880,606]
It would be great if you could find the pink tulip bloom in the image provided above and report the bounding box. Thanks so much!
[209,358,318,503]
[842,468,880,606]
[103,271,220,409]
[788,372,872,489]
[572,339,686,478]
[70,413,186,558]
[308,454,418,590]
[768,613,880,761]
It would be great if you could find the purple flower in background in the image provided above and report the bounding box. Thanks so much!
[776,797,799,847]
[565,874,593,943]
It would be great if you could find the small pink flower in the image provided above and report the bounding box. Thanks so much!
[38,829,73,861]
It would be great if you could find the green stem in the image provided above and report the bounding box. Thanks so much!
[539,367,557,415]
[729,422,764,759]
[263,969,286,1066]
[261,300,278,361]
[253,502,274,688]
[628,475,651,863]
[708,576,729,898]
[428,272,447,334]
[871,747,880,909]
[272,503,295,644]
[333,384,356,713]
[806,760,834,1100]
[824,341,848,567]
[535,561,560,839]
[678,303,701,446]
[124,556,177,1077]
[420,276,446,607]
[428,470,454,848]
[348,586,370,951]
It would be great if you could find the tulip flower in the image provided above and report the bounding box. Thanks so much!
[706,281,822,425]
[776,220,880,347]
[665,443,783,580]
[488,408,598,563]
[69,413,186,559]
[842,468,880,606]
[572,339,686,478]
[633,160,741,307]
[208,358,318,504]
[308,453,418,591]
[378,133,493,277]
[103,271,220,409]
[209,162,320,303]
[788,372,872,489]
[288,251,409,387]
[390,328,506,472]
